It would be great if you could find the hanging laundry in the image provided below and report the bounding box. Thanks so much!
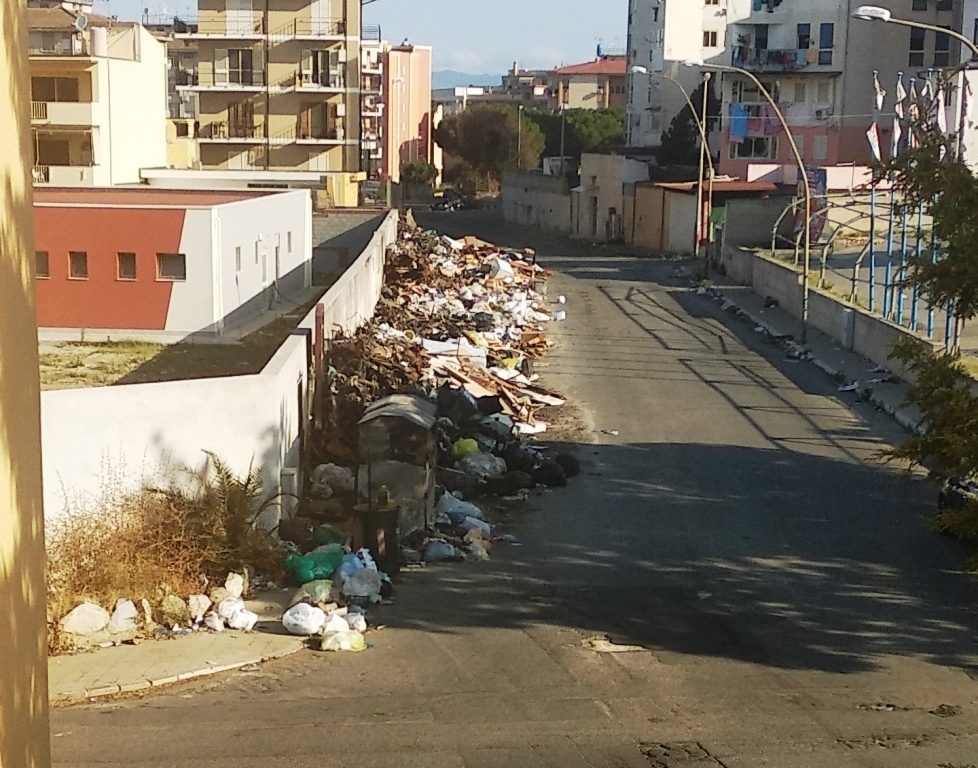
[729,103,748,143]
[761,104,782,135]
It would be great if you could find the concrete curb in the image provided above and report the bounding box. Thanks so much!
[50,639,304,704]
[706,287,922,436]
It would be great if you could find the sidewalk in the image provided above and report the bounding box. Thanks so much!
[49,591,303,704]
[702,281,922,434]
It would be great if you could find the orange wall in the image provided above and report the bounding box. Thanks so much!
[33,206,185,329]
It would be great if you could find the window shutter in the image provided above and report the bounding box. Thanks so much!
[215,48,228,85]
[252,47,263,86]
[300,50,312,85]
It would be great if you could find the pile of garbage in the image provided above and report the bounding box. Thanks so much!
[279,547,388,652]
[321,220,565,451]
[57,571,260,649]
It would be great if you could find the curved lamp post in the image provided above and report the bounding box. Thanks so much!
[631,65,716,264]
[683,57,812,343]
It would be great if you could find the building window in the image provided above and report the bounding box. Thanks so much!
[68,251,87,279]
[228,48,255,85]
[235,245,242,271]
[793,81,807,103]
[175,121,190,137]
[35,251,49,278]
[816,81,832,104]
[935,26,951,66]
[156,253,187,281]
[797,23,811,51]
[729,137,778,160]
[818,23,834,65]
[117,252,137,280]
[909,27,925,66]
[937,0,952,10]
[705,0,719,5]
[703,30,718,48]
[912,0,927,9]
[813,135,828,160]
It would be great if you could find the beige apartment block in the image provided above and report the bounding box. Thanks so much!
[180,0,362,190]
[27,1,168,186]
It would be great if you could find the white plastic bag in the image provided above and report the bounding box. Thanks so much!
[323,612,352,634]
[281,603,327,636]
[227,608,258,631]
[459,453,506,480]
[342,568,383,603]
[321,629,367,652]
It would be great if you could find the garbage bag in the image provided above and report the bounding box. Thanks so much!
[436,492,485,523]
[323,612,352,634]
[284,545,345,585]
[423,540,458,562]
[468,542,490,561]
[289,579,334,607]
[320,629,367,652]
[459,453,507,480]
[452,438,480,460]
[282,603,327,636]
[311,463,355,494]
[342,568,383,603]
[345,610,368,632]
[227,607,258,631]
[314,523,346,546]
[460,516,492,537]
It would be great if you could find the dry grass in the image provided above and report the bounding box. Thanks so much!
[38,294,323,390]
[46,456,286,653]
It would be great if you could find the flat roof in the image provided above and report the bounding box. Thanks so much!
[644,181,780,194]
[34,187,275,208]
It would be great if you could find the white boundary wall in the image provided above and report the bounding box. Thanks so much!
[41,209,398,526]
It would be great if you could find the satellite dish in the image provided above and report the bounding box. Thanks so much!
[74,14,88,31]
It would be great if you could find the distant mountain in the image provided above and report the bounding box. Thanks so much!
[432,70,499,90]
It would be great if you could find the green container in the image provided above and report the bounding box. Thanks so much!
[360,505,401,577]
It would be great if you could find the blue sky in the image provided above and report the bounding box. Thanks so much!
[104,0,626,74]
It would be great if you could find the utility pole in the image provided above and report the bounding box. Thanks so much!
[517,104,523,169]
[695,72,710,272]
[0,0,52,764]
[559,105,566,176]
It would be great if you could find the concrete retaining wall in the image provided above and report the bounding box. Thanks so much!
[41,209,398,525]
[727,247,939,379]
[501,171,571,233]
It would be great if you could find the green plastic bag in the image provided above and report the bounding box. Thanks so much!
[284,545,345,585]
[452,438,480,460]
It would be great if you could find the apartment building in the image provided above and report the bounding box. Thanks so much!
[178,0,362,204]
[548,55,627,110]
[28,1,168,186]
[626,0,749,149]
[361,28,384,176]
[719,0,961,177]
[384,43,433,183]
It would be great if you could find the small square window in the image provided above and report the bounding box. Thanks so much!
[69,251,88,279]
[117,252,137,280]
[175,121,190,137]
[156,252,187,281]
[35,251,49,278]
[235,245,242,271]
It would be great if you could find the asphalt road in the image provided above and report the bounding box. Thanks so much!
[52,212,978,767]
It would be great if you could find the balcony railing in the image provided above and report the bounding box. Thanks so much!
[295,70,346,90]
[270,18,346,38]
[181,18,265,37]
[732,47,811,72]
[174,70,198,86]
[30,101,96,125]
[184,71,266,88]
[198,121,265,140]
[28,35,90,57]
[31,102,47,120]
[32,165,95,184]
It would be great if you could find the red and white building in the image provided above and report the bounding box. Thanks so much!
[33,187,313,339]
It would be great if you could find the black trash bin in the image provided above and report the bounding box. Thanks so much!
[356,503,401,577]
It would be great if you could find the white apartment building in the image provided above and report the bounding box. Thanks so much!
[28,2,168,185]
[625,0,747,149]
[719,0,961,178]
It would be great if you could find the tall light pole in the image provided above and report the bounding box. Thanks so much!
[517,104,524,169]
[684,58,812,344]
[630,65,716,268]
[559,103,567,176]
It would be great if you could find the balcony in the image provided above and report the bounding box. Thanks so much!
[28,31,90,57]
[32,165,95,185]
[269,18,346,41]
[176,17,264,40]
[296,124,347,144]
[732,47,815,73]
[31,101,96,125]
[197,122,265,143]
[362,97,383,117]
[179,71,266,92]
[294,70,347,92]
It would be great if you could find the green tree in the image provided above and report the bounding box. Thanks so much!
[434,104,545,186]
[877,81,978,558]
[655,109,700,166]
[523,107,625,161]
[401,161,438,186]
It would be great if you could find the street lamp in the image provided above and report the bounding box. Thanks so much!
[683,57,813,344]
[517,104,524,169]
[631,65,716,265]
